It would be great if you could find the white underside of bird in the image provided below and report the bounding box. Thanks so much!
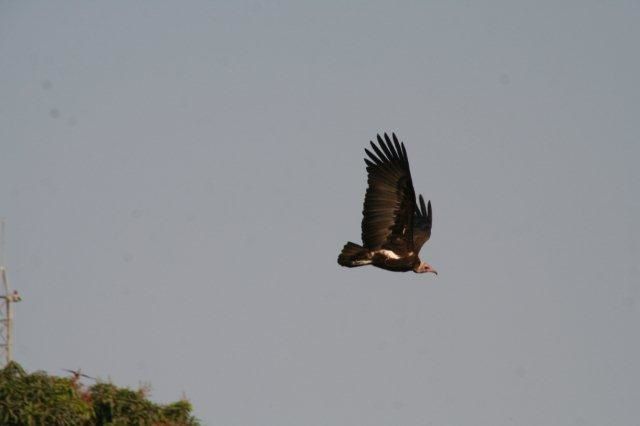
[375,249,401,259]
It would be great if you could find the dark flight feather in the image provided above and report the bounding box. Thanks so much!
[361,133,416,251]
[413,194,432,252]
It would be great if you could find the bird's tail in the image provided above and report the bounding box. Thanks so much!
[337,242,371,267]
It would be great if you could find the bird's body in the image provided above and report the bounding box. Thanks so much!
[338,133,437,274]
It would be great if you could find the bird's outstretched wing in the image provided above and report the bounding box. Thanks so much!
[361,133,417,250]
[413,194,432,253]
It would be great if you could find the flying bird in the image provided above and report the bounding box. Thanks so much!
[338,133,437,274]
[63,368,95,381]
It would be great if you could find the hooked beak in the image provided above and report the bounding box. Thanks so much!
[424,263,438,275]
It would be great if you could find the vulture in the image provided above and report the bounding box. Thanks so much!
[337,133,437,274]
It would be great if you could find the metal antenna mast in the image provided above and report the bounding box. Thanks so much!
[0,220,22,367]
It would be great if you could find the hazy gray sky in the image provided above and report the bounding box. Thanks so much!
[1,1,639,424]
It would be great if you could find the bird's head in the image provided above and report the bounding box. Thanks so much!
[414,261,437,275]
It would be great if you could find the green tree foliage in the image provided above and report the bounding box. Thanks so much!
[0,361,199,426]
[90,383,197,426]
